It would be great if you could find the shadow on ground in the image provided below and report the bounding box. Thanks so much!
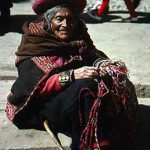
[0,10,150,36]
[0,14,38,36]
[83,11,150,24]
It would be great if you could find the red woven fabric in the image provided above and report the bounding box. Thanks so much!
[32,0,87,15]
[39,74,61,96]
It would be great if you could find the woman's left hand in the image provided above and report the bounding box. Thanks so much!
[74,66,99,79]
[74,66,108,80]
[98,67,108,77]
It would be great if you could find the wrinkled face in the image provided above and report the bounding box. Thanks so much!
[50,7,76,41]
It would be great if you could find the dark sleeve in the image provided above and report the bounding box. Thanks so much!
[82,26,109,66]
[85,27,109,58]
[8,59,44,105]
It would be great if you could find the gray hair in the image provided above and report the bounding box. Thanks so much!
[44,5,62,32]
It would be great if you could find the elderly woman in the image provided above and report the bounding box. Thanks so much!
[6,0,140,149]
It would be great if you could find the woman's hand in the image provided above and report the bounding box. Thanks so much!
[74,66,98,80]
[74,66,108,80]
[98,67,108,77]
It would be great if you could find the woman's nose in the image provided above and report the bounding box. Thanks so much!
[62,19,67,27]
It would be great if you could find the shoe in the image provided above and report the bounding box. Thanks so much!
[87,9,102,22]
[122,17,138,23]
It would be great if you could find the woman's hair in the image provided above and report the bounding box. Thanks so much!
[43,4,80,33]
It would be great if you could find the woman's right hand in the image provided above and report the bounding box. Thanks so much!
[74,66,99,80]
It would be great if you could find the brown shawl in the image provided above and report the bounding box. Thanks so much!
[15,20,108,65]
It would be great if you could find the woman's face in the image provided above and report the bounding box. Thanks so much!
[50,7,76,41]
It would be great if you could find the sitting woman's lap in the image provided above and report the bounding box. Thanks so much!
[40,79,98,129]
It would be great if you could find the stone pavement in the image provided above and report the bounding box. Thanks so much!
[0,0,150,149]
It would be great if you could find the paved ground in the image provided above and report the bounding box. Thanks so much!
[0,0,150,149]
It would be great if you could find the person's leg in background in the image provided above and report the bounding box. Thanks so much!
[122,0,138,22]
[97,0,109,17]
[0,0,13,24]
[1,8,11,22]
[87,0,109,22]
